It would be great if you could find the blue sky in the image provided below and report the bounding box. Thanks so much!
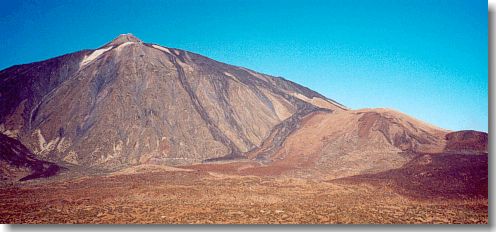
[0,0,488,132]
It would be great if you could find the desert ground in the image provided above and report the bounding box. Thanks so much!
[0,166,487,224]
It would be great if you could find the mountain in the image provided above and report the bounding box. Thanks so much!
[0,34,487,186]
[0,34,345,172]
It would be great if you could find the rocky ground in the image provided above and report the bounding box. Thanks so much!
[0,169,487,224]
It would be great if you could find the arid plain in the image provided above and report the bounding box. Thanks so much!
[0,166,488,224]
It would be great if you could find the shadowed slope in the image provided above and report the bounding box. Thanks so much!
[333,129,488,198]
[0,133,62,182]
[444,130,488,153]
[335,153,488,199]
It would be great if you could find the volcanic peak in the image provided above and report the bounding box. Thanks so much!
[103,33,143,47]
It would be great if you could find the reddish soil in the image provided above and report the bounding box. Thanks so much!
[0,170,488,224]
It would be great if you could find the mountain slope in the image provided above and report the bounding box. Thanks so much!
[0,133,62,182]
[0,34,344,170]
[185,108,487,182]
[258,108,449,178]
[332,129,488,198]
[341,153,488,199]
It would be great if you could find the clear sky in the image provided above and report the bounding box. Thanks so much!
[0,0,488,132]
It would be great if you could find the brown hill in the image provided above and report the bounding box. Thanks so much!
[197,108,447,177]
[444,130,488,153]
[184,108,487,182]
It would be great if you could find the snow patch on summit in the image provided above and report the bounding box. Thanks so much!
[117,42,135,49]
[115,42,136,53]
[80,46,114,67]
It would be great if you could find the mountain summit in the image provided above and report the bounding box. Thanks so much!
[104,33,143,47]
